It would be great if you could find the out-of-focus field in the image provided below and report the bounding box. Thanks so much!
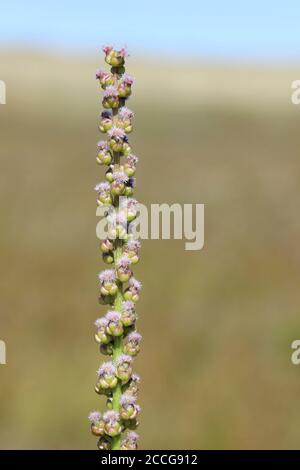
[1,50,300,449]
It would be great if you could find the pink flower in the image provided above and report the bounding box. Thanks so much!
[119,107,134,120]
[121,74,134,86]
[108,127,126,140]
[94,317,108,329]
[98,269,116,283]
[129,277,142,293]
[96,68,110,81]
[103,410,119,424]
[97,361,117,378]
[94,182,110,194]
[102,44,113,55]
[105,310,122,324]
[126,154,139,167]
[112,171,129,184]
[103,85,118,98]
[119,47,129,58]
[97,140,109,151]
[127,331,142,344]
[88,411,102,423]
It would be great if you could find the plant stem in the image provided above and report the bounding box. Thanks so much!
[111,101,124,449]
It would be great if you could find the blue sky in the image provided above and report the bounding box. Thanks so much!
[1,0,300,61]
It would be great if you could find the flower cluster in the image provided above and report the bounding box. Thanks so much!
[89,45,141,451]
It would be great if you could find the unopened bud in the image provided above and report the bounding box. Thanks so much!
[100,239,114,253]
[97,436,111,450]
[102,252,114,264]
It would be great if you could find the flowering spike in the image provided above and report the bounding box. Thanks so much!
[90,45,142,450]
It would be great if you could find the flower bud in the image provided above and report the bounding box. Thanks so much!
[120,197,138,222]
[121,300,137,327]
[103,410,122,437]
[94,317,111,344]
[117,107,134,133]
[108,127,128,153]
[120,393,140,420]
[106,209,128,240]
[121,431,139,450]
[110,170,129,196]
[123,176,135,197]
[123,331,142,357]
[99,110,113,133]
[118,74,134,98]
[105,166,114,183]
[124,239,141,264]
[96,152,112,166]
[88,411,105,436]
[116,354,133,384]
[98,269,118,296]
[122,142,132,156]
[103,45,127,67]
[102,252,114,264]
[96,140,112,165]
[100,342,113,356]
[124,277,142,303]
[96,69,115,88]
[123,186,133,197]
[102,85,119,109]
[105,311,123,337]
[94,181,112,205]
[106,397,113,410]
[116,255,132,282]
[124,154,138,177]
[100,239,114,253]
[97,436,111,450]
[97,361,118,390]
[125,373,140,397]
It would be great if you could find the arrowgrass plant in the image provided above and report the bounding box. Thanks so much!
[89,45,141,451]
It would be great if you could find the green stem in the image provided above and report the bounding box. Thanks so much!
[111,241,124,451]
[111,104,123,450]
[111,96,124,450]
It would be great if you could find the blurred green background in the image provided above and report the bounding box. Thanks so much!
[1,50,300,449]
